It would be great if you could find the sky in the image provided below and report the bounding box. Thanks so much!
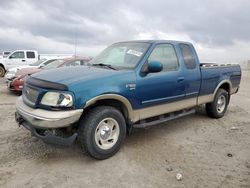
[0,0,250,63]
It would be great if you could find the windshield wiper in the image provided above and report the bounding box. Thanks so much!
[92,63,117,70]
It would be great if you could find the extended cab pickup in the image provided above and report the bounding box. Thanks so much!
[0,50,73,77]
[15,40,241,159]
[0,50,39,77]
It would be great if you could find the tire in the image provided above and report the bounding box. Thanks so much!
[206,88,229,118]
[0,66,5,77]
[78,106,126,160]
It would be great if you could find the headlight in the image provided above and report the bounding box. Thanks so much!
[41,92,73,107]
[5,72,15,79]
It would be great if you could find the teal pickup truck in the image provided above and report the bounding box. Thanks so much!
[15,40,241,159]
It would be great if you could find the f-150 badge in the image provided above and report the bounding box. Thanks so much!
[126,84,136,90]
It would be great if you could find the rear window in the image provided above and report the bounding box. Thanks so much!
[42,59,64,70]
[180,44,196,69]
[43,59,57,66]
[30,59,46,66]
[27,51,35,58]
[65,60,84,67]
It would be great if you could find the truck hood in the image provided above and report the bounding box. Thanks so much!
[31,66,135,88]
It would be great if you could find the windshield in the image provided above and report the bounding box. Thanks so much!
[30,59,46,66]
[90,42,150,69]
[42,59,64,70]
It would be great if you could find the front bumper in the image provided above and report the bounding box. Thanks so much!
[4,73,15,82]
[16,97,83,129]
[6,79,22,92]
[15,97,83,146]
[15,113,78,146]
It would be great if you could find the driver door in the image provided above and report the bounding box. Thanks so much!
[6,51,26,69]
[136,43,186,109]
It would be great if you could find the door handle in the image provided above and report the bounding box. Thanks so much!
[22,59,26,62]
[177,77,185,82]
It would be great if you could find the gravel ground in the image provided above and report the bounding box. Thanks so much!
[0,71,249,188]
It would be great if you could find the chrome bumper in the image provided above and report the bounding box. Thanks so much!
[16,97,83,129]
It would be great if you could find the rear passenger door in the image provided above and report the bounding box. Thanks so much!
[26,51,36,64]
[136,43,186,108]
[179,44,201,100]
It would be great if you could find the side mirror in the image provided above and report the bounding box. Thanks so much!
[147,61,163,73]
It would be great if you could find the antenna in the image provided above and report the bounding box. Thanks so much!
[74,25,78,57]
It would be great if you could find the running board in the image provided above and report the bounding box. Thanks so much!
[133,109,196,129]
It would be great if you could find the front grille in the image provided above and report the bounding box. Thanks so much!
[23,84,39,106]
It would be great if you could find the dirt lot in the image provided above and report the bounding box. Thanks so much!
[0,71,249,188]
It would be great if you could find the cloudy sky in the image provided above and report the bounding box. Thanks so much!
[0,0,249,63]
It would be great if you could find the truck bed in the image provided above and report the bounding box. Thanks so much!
[199,63,241,97]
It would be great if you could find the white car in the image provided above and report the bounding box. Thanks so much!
[0,50,73,77]
[4,59,56,81]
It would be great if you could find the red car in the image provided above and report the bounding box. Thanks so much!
[8,57,91,92]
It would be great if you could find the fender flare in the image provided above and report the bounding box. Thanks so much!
[212,80,232,98]
[85,94,138,122]
[0,63,5,70]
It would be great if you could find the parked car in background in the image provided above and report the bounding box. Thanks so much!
[4,59,57,81]
[0,50,73,77]
[0,51,11,59]
[39,54,74,60]
[15,40,241,160]
[0,51,12,75]
[1,50,39,75]
[2,51,11,58]
[7,57,91,92]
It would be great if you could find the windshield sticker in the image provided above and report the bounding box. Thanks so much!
[127,49,143,57]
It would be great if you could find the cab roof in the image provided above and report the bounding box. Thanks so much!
[114,40,192,46]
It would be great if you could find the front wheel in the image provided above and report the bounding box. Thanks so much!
[0,66,5,77]
[78,106,126,160]
[206,88,229,118]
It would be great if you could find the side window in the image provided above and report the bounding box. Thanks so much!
[9,51,25,59]
[80,60,85,65]
[26,51,35,58]
[180,44,196,69]
[148,44,179,72]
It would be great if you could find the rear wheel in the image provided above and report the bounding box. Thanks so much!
[78,106,126,160]
[0,66,5,77]
[206,88,229,118]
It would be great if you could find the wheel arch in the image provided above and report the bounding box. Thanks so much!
[84,94,135,124]
[213,80,232,98]
[0,63,6,77]
[0,63,5,70]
